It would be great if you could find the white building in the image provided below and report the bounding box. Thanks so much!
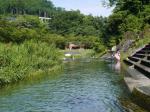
[39,17,51,22]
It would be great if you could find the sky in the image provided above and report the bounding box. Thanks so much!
[50,0,114,17]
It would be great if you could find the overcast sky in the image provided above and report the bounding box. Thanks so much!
[50,0,114,17]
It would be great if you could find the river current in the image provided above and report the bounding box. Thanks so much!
[0,60,130,112]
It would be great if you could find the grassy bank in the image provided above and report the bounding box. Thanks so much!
[61,47,107,60]
[121,33,150,60]
[0,40,62,86]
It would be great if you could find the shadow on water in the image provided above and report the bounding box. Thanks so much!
[0,59,148,112]
[0,69,63,96]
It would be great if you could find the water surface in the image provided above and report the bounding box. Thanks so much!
[0,60,129,112]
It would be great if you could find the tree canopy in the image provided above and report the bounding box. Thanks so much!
[102,0,150,47]
[0,0,149,49]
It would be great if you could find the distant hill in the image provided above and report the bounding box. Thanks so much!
[0,0,55,17]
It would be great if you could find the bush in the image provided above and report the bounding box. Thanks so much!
[0,40,62,85]
[0,15,45,43]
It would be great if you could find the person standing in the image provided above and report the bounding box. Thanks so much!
[114,50,120,61]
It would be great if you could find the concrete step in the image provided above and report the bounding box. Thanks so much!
[126,67,149,80]
[128,56,140,62]
[141,59,150,67]
[123,59,134,66]
[137,50,150,54]
[148,56,150,60]
[133,53,145,58]
[146,55,150,60]
[128,57,150,67]
[145,44,150,48]
[134,64,150,78]
[124,77,150,92]
[133,85,150,110]
[136,86,150,96]
[142,47,150,50]
[145,43,150,46]
[124,59,150,78]
[124,77,140,92]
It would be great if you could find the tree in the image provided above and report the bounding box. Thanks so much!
[102,0,150,47]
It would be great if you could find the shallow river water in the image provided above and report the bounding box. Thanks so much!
[0,60,133,112]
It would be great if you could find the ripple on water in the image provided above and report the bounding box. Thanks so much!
[0,60,130,112]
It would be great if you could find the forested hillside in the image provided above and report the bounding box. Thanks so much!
[0,0,106,36]
[103,0,150,47]
[0,0,107,51]
[0,0,55,16]
[1,0,149,47]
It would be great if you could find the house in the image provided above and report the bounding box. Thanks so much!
[66,43,85,50]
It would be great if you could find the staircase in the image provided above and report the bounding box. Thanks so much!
[124,43,150,79]
[123,43,150,110]
[124,44,150,92]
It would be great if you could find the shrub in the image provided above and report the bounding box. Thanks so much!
[0,40,62,85]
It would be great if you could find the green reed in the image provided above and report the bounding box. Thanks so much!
[0,40,62,86]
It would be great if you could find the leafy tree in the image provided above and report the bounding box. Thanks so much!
[119,14,143,33]
[103,0,150,47]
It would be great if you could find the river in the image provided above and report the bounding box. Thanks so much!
[0,59,139,112]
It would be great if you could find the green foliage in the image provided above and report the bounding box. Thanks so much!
[119,14,143,33]
[0,0,54,16]
[108,36,117,47]
[0,14,65,86]
[0,1,109,86]
[41,34,66,49]
[48,11,106,37]
[0,40,62,85]
[0,14,106,52]
[103,0,150,47]
[0,0,106,38]
[0,15,45,43]
[0,0,150,50]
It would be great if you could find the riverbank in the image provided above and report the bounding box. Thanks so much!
[61,48,107,61]
[122,44,150,111]
[61,49,95,59]
[120,36,150,111]
[100,35,150,111]
[0,40,62,87]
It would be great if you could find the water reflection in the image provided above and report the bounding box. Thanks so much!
[107,59,121,73]
[115,61,121,72]
[0,59,146,112]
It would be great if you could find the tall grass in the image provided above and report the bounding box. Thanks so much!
[0,40,62,85]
